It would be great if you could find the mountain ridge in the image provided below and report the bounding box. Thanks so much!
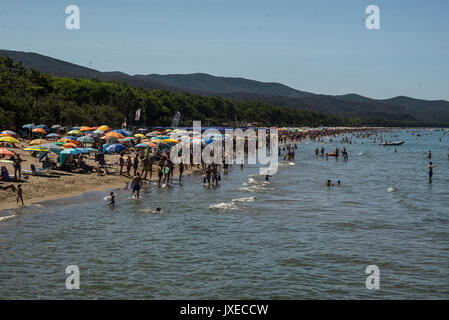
[1,49,448,123]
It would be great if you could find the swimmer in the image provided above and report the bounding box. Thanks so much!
[265,174,271,182]
[325,180,334,187]
[108,192,115,206]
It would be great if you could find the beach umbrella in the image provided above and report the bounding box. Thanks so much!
[0,133,13,137]
[53,142,65,146]
[0,137,19,144]
[101,135,117,141]
[59,139,79,146]
[46,133,60,138]
[138,128,149,132]
[144,142,157,148]
[29,139,48,146]
[78,136,95,143]
[36,124,50,131]
[163,139,179,144]
[39,143,63,152]
[63,136,78,141]
[2,130,16,135]
[51,125,62,130]
[77,148,97,154]
[106,144,125,153]
[24,146,49,152]
[22,124,35,129]
[146,132,157,137]
[135,143,150,148]
[32,128,47,134]
[134,133,146,138]
[62,142,78,148]
[98,125,111,132]
[67,130,82,136]
[152,131,162,134]
[61,148,81,155]
[71,127,81,130]
[0,148,15,156]
[106,132,125,139]
[120,137,135,142]
[93,130,105,135]
[80,126,93,132]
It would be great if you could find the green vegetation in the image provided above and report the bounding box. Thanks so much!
[1,56,447,130]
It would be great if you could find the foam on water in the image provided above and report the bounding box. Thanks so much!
[0,214,15,222]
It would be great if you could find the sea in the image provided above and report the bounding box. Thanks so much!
[1,128,448,299]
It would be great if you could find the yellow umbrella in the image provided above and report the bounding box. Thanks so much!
[98,125,110,132]
[134,133,146,138]
[0,137,19,144]
[163,139,179,144]
[29,139,48,146]
[151,139,163,143]
[24,146,49,152]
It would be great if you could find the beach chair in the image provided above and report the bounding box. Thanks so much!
[30,164,47,176]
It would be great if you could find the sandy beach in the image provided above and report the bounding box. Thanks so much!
[0,142,201,211]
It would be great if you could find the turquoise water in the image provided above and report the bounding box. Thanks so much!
[1,129,448,299]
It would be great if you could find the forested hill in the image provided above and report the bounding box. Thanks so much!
[1,49,449,125]
[0,55,367,130]
[135,73,314,98]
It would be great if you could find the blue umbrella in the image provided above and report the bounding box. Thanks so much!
[36,124,50,131]
[77,148,97,154]
[64,136,78,141]
[47,133,60,138]
[23,124,35,129]
[106,144,125,153]
[135,143,150,148]
[78,136,94,143]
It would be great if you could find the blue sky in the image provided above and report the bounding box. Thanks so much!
[1,0,448,100]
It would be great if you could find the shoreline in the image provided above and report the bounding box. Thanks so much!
[0,166,202,212]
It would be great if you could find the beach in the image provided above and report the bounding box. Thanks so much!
[0,143,201,210]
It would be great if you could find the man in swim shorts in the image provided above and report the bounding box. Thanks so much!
[131,173,143,198]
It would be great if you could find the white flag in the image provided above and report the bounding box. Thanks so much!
[135,108,141,121]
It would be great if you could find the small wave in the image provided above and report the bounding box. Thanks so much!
[387,187,397,193]
[248,177,257,184]
[239,186,259,192]
[34,204,43,208]
[288,162,296,166]
[232,196,256,203]
[209,202,238,210]
[0,215,16,222]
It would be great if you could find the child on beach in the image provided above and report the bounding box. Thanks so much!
[16,184,24,206]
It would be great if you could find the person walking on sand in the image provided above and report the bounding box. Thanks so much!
[119,153,125,175]
[16,184,24,206]
[131,173,143,198]
[126,156,132,176]
[13,154,22,181]
[141,156,151,180]
[133,154,139,176]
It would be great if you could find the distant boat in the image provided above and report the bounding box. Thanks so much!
[380,140,404,146]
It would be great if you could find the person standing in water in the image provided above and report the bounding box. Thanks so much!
[108,192,115,206]
[131,173,143,198]
[428,161,437,182]
[428,151,432,159]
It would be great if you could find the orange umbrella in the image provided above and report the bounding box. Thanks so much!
[62,143,78,148]
[0,148,15,156]
[105,132,125,139]
[144,142,157,147]
[80,126,93,132]
[29,139,48,146]
[32,128,47,134]
[59,138,79,145]
[0,133,13,137]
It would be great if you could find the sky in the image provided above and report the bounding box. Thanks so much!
[0,0,448,100]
